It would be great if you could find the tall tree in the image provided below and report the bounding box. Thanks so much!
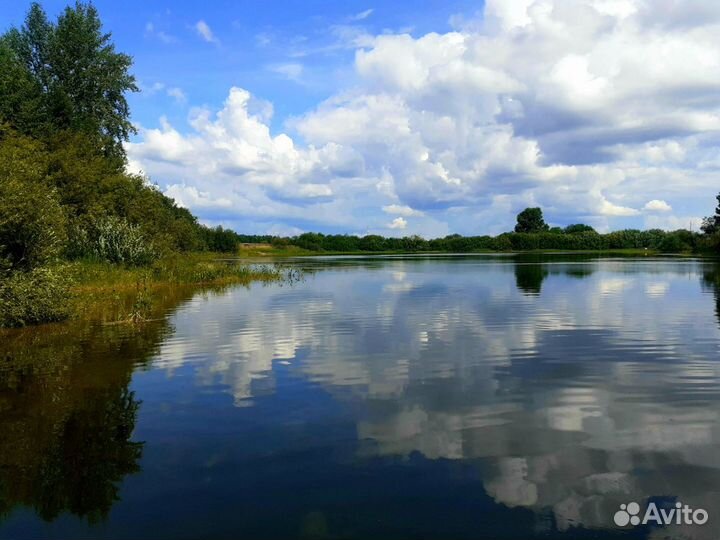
[514,207,549,233]
[0,40,47,136]
[1,2,138,163]
[701,193,720,235]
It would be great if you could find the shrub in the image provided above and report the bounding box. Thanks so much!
[492,234,513,251]
[70,216,156,266]
[564,224,596,234]
[658,230,694,253]
[697,232,720,253]
[0,132,67,270]
[0,266,72,327]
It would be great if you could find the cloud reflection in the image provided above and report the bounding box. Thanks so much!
[156,257,720,536]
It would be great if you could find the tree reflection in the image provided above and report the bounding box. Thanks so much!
[0,286,200,523]
[702,264,720,328]
[514,264,549,295]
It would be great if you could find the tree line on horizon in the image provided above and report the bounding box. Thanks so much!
[246,205,720,254]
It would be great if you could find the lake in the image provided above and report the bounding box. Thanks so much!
[2,255,720,539]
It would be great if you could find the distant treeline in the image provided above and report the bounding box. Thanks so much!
[234,206,720,254]
[256,227,711,254]
[246,205,720,254]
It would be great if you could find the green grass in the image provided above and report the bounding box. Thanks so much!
[235,243,312,257]
[1,251,304,328]
[69,252,284,290]
[68,252,296,323]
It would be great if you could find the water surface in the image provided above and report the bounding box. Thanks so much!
[2,255,720,539]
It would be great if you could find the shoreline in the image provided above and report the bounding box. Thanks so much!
[2,249,714,330]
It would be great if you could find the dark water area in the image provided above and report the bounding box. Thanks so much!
[2,255,720,539]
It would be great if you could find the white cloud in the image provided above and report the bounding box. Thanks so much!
[166,87,187,104]
[643,199,672,212]
[388,217,408,230]
[383,204,424,217]
[269,63,304,82]
[129,0,720,236]
[145,22,177,44]
[165,184,233,209]
[142,81,165,95]
[350,8,374,21]
[598,199,640,217]
[195,20,219,44]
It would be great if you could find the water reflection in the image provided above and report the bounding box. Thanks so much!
[702,266,720,329]
[0,286,209,524]
[2,257,720,539]
[514,263,549,295]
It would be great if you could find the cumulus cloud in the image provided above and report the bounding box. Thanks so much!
[643,199,672,212]
[388,217,408,230]
[383,204,424,217]
[129,0,720,235]
[195,20,219,44]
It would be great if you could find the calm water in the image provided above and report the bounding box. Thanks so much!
[2,255,720,539]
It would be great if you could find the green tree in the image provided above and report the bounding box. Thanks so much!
[564,224,596,234]
[701,193,720,235]
[0,39,47,136]
[514,207,549,233]
[0,129,66,270]
[2,2,138,163]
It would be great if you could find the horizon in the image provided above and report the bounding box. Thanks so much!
[3,0,719,237]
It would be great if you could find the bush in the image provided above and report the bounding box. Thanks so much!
[564,224,596,234]
[697,232,720,253]
[658,230,694,253]
[0,132,67,270]
[0,266,72,327]
[70,216,156,266]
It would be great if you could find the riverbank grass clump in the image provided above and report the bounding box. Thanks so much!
[0,254,293,328]
[0,266,72,327]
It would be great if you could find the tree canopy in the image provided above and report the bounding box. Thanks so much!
[564,224,596,234]
[0,3,247,265]
[514,207,549,233]
[0,2,137,163]
[701,193,720,235]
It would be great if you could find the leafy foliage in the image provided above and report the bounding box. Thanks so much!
[71,216,156,266]
[564,224,596,234]
[280,227,703,254]
[1,2,137,161]
[515,207,549,233]
[701,193,720,236]
[0,265,72,327]
[0,130,67,270]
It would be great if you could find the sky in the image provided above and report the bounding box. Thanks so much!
[2,0,720,237]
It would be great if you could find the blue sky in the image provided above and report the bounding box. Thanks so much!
[2,1,476,130]
[3,0,720,237]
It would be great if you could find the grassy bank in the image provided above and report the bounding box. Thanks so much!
[70,252,289,291]
[69,253,300,323]
[0,253,297,328]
